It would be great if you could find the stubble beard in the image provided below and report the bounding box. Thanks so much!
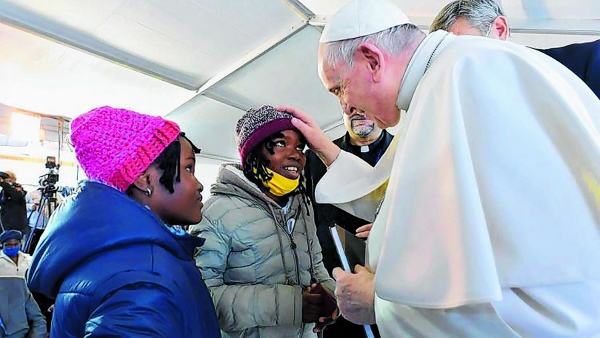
[351,120,375,137]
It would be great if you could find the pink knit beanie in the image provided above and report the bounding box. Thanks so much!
[70,106,181,192]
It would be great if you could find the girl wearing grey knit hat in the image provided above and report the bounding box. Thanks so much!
[191,105,337,337]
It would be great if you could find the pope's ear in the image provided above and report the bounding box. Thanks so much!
[357,43,385,82]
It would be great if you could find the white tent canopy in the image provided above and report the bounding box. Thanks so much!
[0,0,598,165]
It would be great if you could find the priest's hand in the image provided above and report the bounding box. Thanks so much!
[313,308,338,333]
[332,265,376,325]
[276,105,341,167]
[355,223,373,239]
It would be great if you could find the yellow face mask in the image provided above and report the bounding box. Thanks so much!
[262,168,300,196]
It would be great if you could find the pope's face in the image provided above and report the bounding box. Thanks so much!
[318,45,401,129]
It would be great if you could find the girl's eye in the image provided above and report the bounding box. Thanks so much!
[296,145,306,151]
[185,165,194,173]
[275,141,285,147]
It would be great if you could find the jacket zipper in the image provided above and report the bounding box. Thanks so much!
[253,202,305,336]
[254,202,302,284]
[216,189,303,282]
[276,209,306,338]
[214,179,312,336]
[278,209,301,284]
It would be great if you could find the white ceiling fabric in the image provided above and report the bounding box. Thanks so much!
[0,0,597,161]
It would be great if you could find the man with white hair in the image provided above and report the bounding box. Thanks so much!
[430,0,600,99]
[279,0,600,336]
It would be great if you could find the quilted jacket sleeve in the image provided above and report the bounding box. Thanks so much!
[85,281,184,337]
[193,215,304,333]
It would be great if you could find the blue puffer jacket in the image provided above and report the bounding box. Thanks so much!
[27,181,220,337]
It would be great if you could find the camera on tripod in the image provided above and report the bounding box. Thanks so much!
[39,156,59,194]
[26,156,60,255]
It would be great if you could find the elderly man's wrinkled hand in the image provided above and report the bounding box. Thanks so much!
[333,265,376,325]
[276,105,340,166]
[275,105,322,144]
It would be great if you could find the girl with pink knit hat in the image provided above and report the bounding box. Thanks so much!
[26,106,220,337]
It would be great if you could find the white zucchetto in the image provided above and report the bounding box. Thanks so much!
[320,0,411,43]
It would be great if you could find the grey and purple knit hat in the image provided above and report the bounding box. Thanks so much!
[235,105,296,168]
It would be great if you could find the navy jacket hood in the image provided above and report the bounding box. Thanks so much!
[28,181,205,297]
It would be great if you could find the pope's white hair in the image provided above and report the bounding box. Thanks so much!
[321,24,424,69]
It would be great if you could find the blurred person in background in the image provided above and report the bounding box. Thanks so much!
[0,230,32,278]
[0,277,46,338]
[0,172,27,234]
[430,0,600,98]
[25,188,63,253]
[0,229,45,338]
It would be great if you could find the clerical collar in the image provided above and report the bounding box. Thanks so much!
[397,31,453,111]
[346,130,386,154]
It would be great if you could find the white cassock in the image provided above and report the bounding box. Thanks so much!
[316,31,600,337]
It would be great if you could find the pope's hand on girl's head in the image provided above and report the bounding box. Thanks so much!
[276,105,340,166]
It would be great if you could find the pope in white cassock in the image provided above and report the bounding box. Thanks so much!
[279,0,600,336]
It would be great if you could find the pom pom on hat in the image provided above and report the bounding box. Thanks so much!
[320,0,410,43]
[235,105,296,168]
[70,106,181,192]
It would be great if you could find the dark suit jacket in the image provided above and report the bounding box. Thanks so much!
[537,39,600,99]
[0,183,27,232]
[304,130,393,275]
[305,131,392,338]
